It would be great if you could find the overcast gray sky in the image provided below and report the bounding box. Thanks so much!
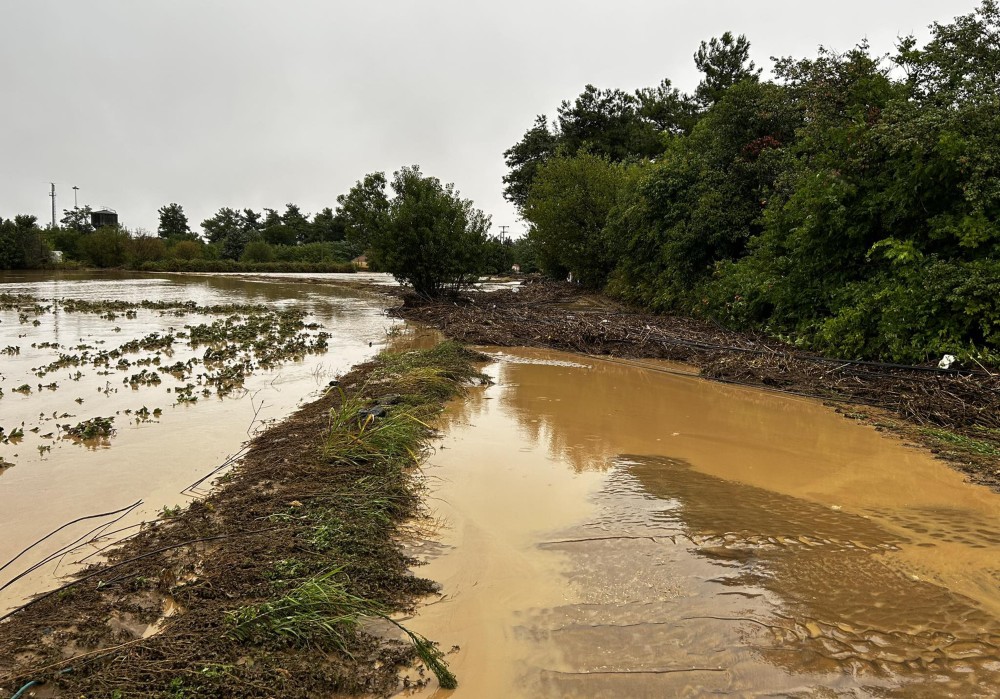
[0,0,982,237]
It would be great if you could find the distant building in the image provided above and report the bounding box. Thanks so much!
[511,263,521,273]
[90,208,119,229]
[352,255,369,270]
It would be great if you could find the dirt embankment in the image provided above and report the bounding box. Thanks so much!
[391,279,1000,492]
[0,342,488,698]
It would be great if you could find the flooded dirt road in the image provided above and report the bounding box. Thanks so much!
[406,348,1000,698]
[0,271,398,615]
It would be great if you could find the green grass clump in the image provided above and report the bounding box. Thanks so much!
[225,570,457,688]
[225,569,369,649]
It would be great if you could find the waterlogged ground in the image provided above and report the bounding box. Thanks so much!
[0,271,399,615]
[406,348,1000,698]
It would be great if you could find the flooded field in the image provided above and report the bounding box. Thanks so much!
[407,348,1000,698]
[0,271,398,615]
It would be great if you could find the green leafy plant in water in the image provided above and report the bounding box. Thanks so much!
[63,416,115,440]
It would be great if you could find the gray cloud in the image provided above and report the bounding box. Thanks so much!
[1,0,980,235]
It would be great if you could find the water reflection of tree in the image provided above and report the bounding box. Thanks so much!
[491,353,839,474]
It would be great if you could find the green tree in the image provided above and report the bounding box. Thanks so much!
[502,116,559,211]
[524,153,636,288]
[157,203,193,239]
[281,203,312,245]
[261,207,294,246]
[309,207,347,243]
[241,240,276,263]
[694,32,761,107]
[337,172,390,255]
[79,227,129,267]
[201,207,244,244]
[635,79,699,135]
[603,79,798,309]
[0,215,50,269]
[60,206,94,234]
[368,166,490,296]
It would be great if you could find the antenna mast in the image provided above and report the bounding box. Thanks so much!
[49,183,57,228]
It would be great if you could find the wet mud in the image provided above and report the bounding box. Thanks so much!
[406,348,1000,698]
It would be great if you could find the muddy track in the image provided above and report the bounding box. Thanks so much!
[0,343,486,698]
[391,279,1000,492]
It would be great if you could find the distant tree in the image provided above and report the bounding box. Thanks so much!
[502,115,559,211]
[366,166,490,296]
[694,32,761,107]
[0,215,50,269]
[556,84,664,161]
[280,204,312,245]
[337,172,390,255]
[60,206,94,234]
[157,203,194,239]
[201,207,265,260]
[241,240,276,263]
[201,207,243,244]
[482,235,515,274]
[310,207,347,243]
[635,79,699,135]
[127,234,167,265]
[261,207,295,246]
[170,239,203,260]
[79,227,129,267]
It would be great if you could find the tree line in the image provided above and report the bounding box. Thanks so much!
[507,2,1000,364]
[1,170,524,284]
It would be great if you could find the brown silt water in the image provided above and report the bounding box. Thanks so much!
[404,348,1000,698]
[0,271,399,614]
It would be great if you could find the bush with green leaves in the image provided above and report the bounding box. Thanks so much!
[341,166,490,296]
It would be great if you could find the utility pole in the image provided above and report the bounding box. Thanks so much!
[73,186,79,209]
[49,183,57,228]
[499,225,509,242]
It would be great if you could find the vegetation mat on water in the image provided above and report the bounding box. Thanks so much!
[0,341,488,697]
[392,279,1000,491]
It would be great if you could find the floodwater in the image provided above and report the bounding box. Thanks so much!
[405,348,1000,698]
[0,271,399,615]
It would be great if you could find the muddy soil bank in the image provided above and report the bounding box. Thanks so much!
[391,280,1000,491]
[0,341,486,698]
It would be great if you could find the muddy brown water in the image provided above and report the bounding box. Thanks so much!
[404,348,1000,698]
[0,271,400,615]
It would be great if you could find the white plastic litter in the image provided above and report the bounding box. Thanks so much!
[938,354,957,370]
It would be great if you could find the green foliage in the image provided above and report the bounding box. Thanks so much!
[78,226,130,267]
[60,205,94,234]
[606,80,799,309]
[0,215,50,269]
[241,240,276,263]
[337,172,390,255]
[524,153,637,288]
[693,32,761,107]
[519,2,1000,364]
[157,202,194,239]
[502,115,559,210]
[359,166,490,296]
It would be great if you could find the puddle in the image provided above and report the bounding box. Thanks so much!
[0,271,400,615]
[405,347,1000,697]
